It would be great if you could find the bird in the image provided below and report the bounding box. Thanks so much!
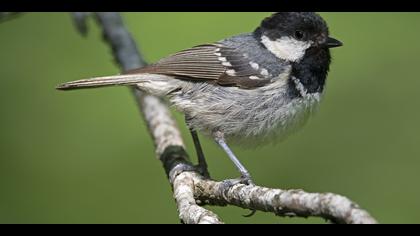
[57,12,342,186]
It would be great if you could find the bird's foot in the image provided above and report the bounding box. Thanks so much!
[221,175,255,188]
[169,162,211,181]
[219,175,257,217]
[168,163,203,183]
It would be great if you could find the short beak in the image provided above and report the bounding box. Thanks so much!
[326,37,343,48]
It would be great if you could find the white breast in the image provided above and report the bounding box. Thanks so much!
[169,73,323,147]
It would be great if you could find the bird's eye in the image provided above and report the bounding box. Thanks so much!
[294,30,305,40]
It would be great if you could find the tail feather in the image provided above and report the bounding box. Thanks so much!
[56,74,146,90]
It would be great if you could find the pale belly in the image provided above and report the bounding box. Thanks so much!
[169,80,323,146]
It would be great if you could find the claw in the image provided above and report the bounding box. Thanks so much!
[168,162,212,182]
[241,175,255,186]
[239,175,256,217]
[243,209,257,217]
[168,163,200,183]
[221,175,255,189]
[219,175,257,217]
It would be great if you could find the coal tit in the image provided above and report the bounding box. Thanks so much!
[57,12,343,185]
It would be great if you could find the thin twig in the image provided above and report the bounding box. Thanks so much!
[193,172,377,224]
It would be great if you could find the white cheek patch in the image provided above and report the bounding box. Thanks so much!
[261,35,312,62]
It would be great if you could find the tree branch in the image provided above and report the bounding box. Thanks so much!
[76,12,223,224]
[68,12,377,224]
[193,172,377,224]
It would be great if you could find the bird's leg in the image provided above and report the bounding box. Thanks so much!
[214,131,256,217]
[213,131,254,186]
[185,115,211,178]
[189,129,210,178]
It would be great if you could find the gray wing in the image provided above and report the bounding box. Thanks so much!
[125,44,272,89]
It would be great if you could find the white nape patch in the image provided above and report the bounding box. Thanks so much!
[226,69,236,76]
[260,68,269,77]
[261,35,312,62]
[218,57,227,62]
[249,62,259,70]
[222,62,232,67]
[249,76,260,80]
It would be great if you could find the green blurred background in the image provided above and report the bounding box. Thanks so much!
[0,12,419,224]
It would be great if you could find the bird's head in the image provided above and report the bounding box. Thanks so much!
[254,12,342,62]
